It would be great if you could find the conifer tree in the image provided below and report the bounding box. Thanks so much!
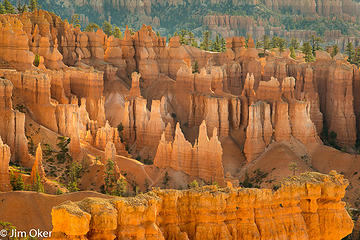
[33,171,44,192]
[302,42,315,62]
[200,31,211,51]
[102,20,113,36]
[290,38,300,50]
[84,23,100,32]
[211,34,221,52]
[220,36,226,52]
[290,46,296,59]
[28,0,37,12]
[345,42,355,64]
[0,3,6,14]
[331,45,339,58]
[354,47,360,66]
[4,0,15,14]
[278,38,287,53]
[71,14,81,28]
[310,35,323,56]
[113,26,122,39]
[188,31,195,46]
[263,35,270,55]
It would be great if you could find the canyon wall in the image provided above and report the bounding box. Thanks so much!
[49,171,353,240]
[154,121,224,184]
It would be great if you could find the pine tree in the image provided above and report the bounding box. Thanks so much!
[66,161,82,192]
[84,23,100,32]
[263,35,270,55]
[10,171,24,190]
[113,178,127,196]
[331,45,339,58]
[113,26,122,39]
[0,3,6,14]
[211,34,221,52]
[179,29,188,45]
[17,1,22,13]
[302,42,315,62]
[290,38,299,50]
[345,42,355,64]
[278,38,287,53]
[28,0,37,12]
[220,36,226,52]
[71,14,81,29]
[290,46,296,59]
[188,31,195,47]
[310,35,323,56]
[200,31,211,51]
[271,36,279,48]
[56,136,72,164]
[354,47,360,66]
[102,20,113,36]
[104,159,116,194]
[4,0,15,14]
[16,1,27,13]
[33,171,44,192]
[256,39,262,49]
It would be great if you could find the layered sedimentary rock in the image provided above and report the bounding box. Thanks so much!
[325,61,356,146]
[0,14,35,70]
[300,67,323,133]
[0,137,11,192]
[133,25,161,88]
[49,171,353,240]
[274,101,292,142]
[244,101,272,162]
[0,70,58,132]
[128,72,142,98]
[104,141,116,163]
[289,100,319,144]
[0,77,29,166]
[55,103,83,158]
[94,121,127,156]
[30,144,46,184]
[144,100,166,150]
[312,53,357,146]
[67,68,105,125]
[154,121,224,183]
[256,77,281,102]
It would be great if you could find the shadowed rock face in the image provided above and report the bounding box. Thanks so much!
[49,171,353,240]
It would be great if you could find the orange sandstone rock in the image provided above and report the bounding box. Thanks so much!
[154,121,224,183]
[0,77,29,167]
[0,137,11,192]
[30,144,46,184]
[289,100,320,144]
[49,172,354,240]
[129,72,142,99]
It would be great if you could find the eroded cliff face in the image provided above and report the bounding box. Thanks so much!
[49,171,353,240]
[0,10,360,220]
[0,137,11,192]
[0,77,29,166]
[154,121,224,184]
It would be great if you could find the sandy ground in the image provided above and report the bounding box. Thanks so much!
[0,191,113,232]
